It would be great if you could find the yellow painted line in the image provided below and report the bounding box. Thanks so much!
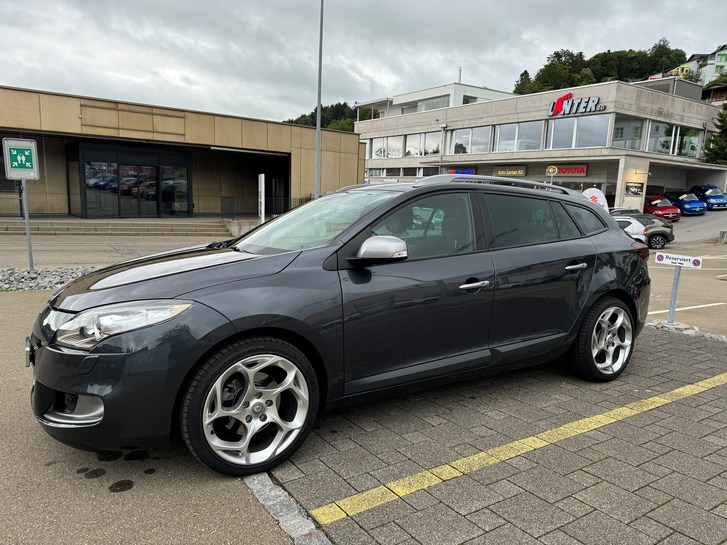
[309,372,727,525]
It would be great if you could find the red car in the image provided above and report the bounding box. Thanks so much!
[643,195,681,222]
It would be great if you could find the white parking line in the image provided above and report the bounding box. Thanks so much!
[648,302,727,315]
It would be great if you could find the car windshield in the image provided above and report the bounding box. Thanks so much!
[233,189,397,255]
[650,199,671,207]
[705,188,725,196]
[678,193,699,201]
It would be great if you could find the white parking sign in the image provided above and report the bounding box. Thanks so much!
[655,252,702,269]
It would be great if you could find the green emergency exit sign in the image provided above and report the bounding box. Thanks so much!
[3,138,40,180]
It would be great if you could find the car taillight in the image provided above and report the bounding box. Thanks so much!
[632,241,649,262]
[642,229,648,235]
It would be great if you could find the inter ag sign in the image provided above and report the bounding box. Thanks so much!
[548,92,606,116]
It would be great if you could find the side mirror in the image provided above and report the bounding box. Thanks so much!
[348,236,408,266]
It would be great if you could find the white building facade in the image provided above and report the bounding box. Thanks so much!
[355,81,726,210]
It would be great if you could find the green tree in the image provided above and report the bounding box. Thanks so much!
[514,39,688,94]
[326,118,354,132]
[682,68,703,83]
[703,102,727,165]
[648,38,687,75]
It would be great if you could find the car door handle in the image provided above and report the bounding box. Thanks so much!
[459,280,490,290]
[565,263,588,271]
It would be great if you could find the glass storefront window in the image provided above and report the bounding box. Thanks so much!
[547,118,576,149]
[612,115,644,150]
[647,122,674,154]
[471,126,490,153]
[676,127,699,157]
[160,166,188,216]
[424,132,441,155]
[405,134,421,157]
[575,114,609,148]
[517,121,542,150]
[84,162,119,218]
[495,124,517,152]
[451,129,471,154]
[387,136,403,158]
[372,138,386,158]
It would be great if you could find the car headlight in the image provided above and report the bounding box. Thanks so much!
[56,300,193,350]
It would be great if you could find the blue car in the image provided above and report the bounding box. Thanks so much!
[664,192,707,215]
[688,185,727,210]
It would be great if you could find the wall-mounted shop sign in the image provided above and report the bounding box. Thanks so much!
[550,164,588,177]
[494,165,527,176]
[449,169,476,174]
[548,92,606,116]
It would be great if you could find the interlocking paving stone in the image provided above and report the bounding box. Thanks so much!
[650,450,724,481]
[466,523,540,544]
[427,475,503,515]
[320,446,387,479]
[582,457,661,491]
[560,511,654,545]
[648,498,727,545]
[506,466,587,503]
[396,503,483,545]
[275,329,727,544]
[574,481,658,523]
[488,492,575,537]
[650,472,727,509]
[367,522,411,545]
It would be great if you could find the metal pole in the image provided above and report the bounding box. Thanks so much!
[21,179,34,270]
[314,0,324,199]
[666,265,682,325]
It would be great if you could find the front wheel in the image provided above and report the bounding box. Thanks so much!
[181,337,319,476]
[648,234,667,249]
[568,297,634,382]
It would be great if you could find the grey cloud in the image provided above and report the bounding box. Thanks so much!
[0,0,725,122]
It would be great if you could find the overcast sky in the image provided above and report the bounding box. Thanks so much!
[1,0,725,122]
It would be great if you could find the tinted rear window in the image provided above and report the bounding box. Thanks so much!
[565,204,606,235]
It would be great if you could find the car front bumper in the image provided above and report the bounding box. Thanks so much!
[28,302,235,451]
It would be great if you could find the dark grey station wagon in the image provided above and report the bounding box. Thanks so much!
[28,175,651,475]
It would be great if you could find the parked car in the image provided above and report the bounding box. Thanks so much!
[642,195,681,222]
[688,185,727,210]
[118,177,139,196]
[27,175,651,476]
[92,176,117,190]
[614,215,674,249]
[608,207,643,217]
[663,192,707,215]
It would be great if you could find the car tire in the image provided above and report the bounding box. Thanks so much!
[181,337,318,476]
[648,234,667,249]
[568,297,634,382]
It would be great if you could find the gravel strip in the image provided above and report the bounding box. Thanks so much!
[0,267,96,292]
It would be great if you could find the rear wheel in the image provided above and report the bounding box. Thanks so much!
[181,337,318,475]
[648,234,667,249]
[568,297,634,382]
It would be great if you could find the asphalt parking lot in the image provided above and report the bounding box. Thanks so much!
[1,220,726,545]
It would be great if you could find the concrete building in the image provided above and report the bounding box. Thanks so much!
[0,86,365,219]
[354,81,727,209]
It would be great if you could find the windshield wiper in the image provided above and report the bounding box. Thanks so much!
[206,239,233,249]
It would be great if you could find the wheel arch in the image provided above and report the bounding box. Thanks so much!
[170,327,330,440]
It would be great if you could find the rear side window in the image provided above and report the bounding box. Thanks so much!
[550,202,582,239]
[565,204,606,235]
[485,194,557,248]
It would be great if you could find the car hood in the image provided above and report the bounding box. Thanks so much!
[49,245,300,312]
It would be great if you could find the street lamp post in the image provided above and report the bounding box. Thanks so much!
[314,0,324,199]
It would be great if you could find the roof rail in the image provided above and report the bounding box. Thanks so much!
[414,174,587,198]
